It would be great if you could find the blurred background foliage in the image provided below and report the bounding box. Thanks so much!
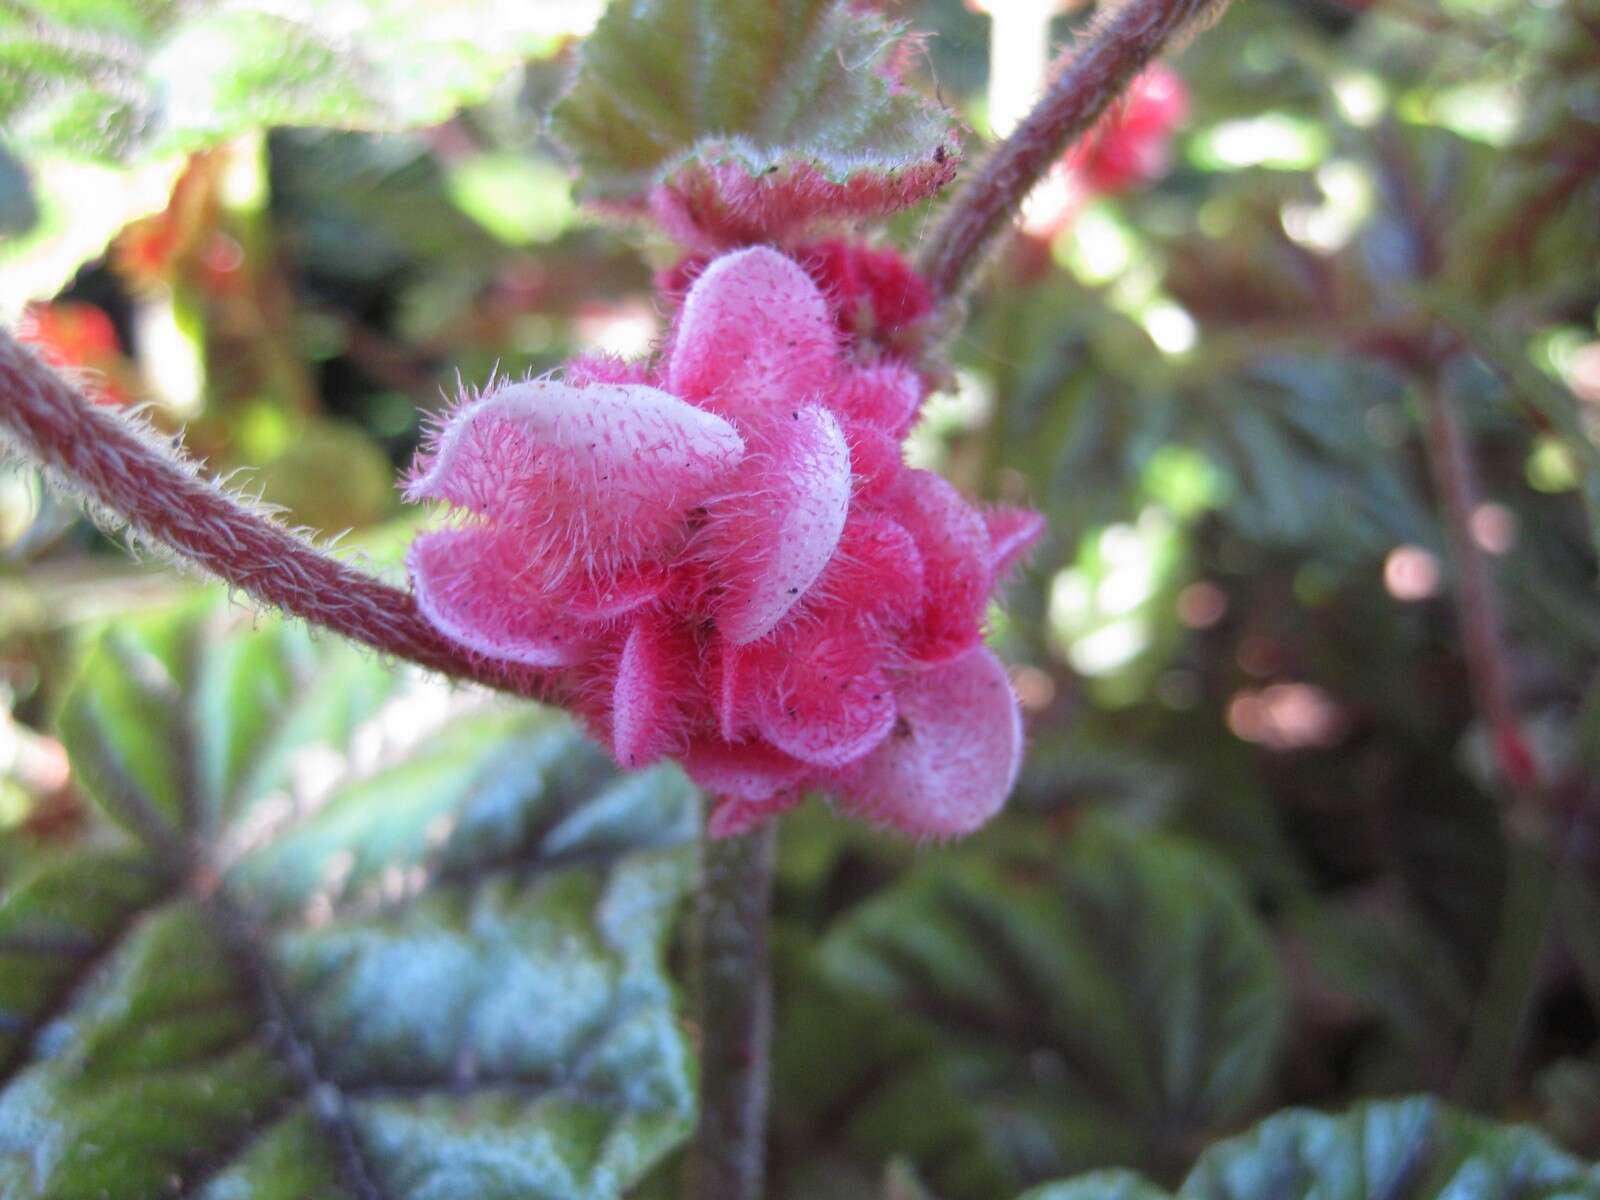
[1,0,1599,1195]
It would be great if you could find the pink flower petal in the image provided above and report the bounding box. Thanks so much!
[715,641,751,742]
[562,353,654,388]
[612,615,693,769]
[407,379,745,568]
[715,521,922,775]
[834,363,924,437]
[886,469,993,663]
[751,620,897,768]
[984,507,1046,582]
[846,423,903,500]
[666,247,837,425]
[829,648,1023,837]
[407,527,589,667]
[708,404,852,644]
[683,738,809,806]
[820,513,925,629]
[565,562,671,621]
[796,240,935,340]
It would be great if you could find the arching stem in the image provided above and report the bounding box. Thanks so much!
[918,0,1230,304]
[0,333,543,698]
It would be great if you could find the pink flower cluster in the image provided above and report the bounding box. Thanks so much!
[1020,64,1190,244]
[405,246,1041,838]
[1066,63,1190,196]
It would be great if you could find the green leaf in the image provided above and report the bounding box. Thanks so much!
[1017,1172,1168,1200]
[444,154,576,246]
[1286,901,1473,1093]
[1016,1097,1600,1199]
[0,595,697,1198]
[549,0,959,245]
[0,0,583,305]
[1413,289,1600,562]
[1,1,583,164]
[1186,1097,1597,1198]
[1193,354,1431,558]
[813,819,1285,1195]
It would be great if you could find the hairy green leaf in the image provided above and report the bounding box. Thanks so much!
[549,0,959,246]
[0,595,697,1199]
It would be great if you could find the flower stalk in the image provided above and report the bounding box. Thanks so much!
[917,0,1229,303]
[688,825,777,1200]
[0,332,541,698]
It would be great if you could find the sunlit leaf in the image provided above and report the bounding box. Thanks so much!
[1,1,589,163]
[0,0,588,304]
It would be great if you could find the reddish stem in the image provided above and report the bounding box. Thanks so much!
[1428,372,1552,1109]
[918,0,1229,302]
[1419,367,1539,805]
[0,332,542,698]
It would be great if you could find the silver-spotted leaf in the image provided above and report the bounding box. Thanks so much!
[1016,1097,1600,1199]
[0,595,697,1199]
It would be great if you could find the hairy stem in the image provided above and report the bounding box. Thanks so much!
[688,825,777,1200]
[0,332,540,697]
[918,0,1229,302]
